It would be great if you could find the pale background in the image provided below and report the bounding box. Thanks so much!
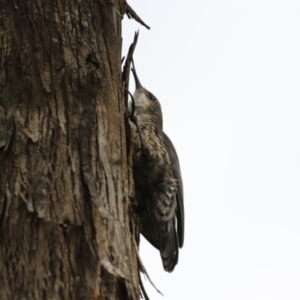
[122,1,300,299]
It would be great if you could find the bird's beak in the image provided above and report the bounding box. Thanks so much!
[131,59,142,89]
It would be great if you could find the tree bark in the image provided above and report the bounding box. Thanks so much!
[0,0,140,299]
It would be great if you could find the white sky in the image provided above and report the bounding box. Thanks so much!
[122,1,300,299]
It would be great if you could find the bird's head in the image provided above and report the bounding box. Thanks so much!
[131,62,163,129]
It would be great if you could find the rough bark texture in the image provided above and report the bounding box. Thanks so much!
[0,0,139,299]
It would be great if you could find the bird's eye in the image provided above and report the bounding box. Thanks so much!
[149,93,156,101]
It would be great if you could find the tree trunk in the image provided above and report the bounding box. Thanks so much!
[0,0,140,299]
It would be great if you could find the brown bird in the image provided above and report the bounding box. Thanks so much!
[130,62,184,272]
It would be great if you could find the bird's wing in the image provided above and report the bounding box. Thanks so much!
[162,132,184,248]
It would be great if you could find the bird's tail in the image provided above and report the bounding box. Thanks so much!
[159,219,179,272]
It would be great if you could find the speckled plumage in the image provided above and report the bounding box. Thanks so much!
[130,63,184,272]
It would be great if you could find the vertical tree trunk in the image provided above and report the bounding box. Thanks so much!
[0,0,139,299]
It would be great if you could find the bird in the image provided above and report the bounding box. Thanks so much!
[129,61,184,272]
